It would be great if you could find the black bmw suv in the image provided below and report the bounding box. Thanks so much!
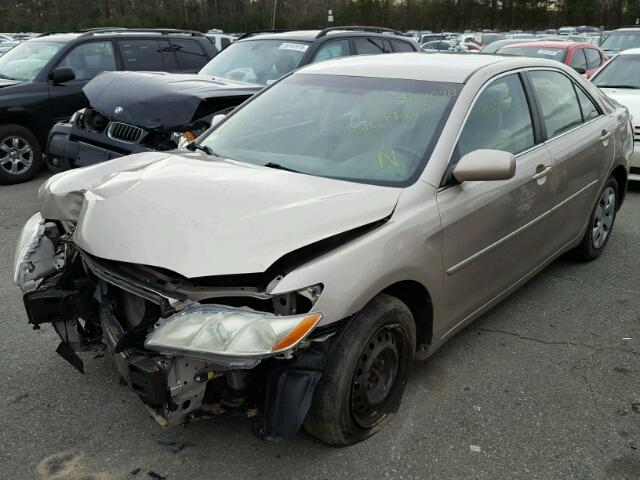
[46,26,421,173]
[0,28,217,184]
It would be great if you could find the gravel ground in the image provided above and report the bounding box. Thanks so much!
[1,172,639,480]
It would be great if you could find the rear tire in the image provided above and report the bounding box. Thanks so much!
[0,124,42,185]
[304,294,416,446]
[573,176,618,261]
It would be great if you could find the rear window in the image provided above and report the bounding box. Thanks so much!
[118,39,167,71]
[391,40,415,52]
[171,39,209,71]
[499,46,567,62]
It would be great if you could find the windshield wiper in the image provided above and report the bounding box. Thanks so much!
[0,73,16,80]
[596,84,639,89]
[263,162,301,173]
[186,142,219,156]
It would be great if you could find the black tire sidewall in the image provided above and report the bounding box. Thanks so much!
[0,124,42,184]
[305,294,416,446]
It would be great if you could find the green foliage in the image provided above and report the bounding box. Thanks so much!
[0,0,634,33]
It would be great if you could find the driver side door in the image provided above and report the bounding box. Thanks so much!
[436,73,555,337]
[47,41,118,125]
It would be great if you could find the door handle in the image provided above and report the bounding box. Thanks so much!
[532,165,552,180]
[600,131,612,142]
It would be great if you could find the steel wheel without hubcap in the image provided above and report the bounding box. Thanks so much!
[0,136,32,176]
[592,186,616,249]
[351,326,401,429]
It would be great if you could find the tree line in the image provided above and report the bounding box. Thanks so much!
[1,0,638,34]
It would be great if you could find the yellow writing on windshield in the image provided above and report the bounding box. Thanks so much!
[377,148,399,168]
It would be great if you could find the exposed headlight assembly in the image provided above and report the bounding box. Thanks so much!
[13,213,67,293]
[145,304,322,366]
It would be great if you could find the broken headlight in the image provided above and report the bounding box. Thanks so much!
[13,213,61,292]
[145,304,322,361]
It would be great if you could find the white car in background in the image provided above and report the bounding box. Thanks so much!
[592,48,640,180]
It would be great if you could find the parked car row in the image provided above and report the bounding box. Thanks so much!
[28,27,420,178]
[11,21,634,447]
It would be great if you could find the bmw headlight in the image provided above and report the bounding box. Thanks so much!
[145,304,322,362]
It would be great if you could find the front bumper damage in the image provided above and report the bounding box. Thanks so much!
[47,121,154,171]
[15,215,332,439]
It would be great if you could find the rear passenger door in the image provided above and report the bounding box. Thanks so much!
[437,73,554,330]
[352,37,392,56]
[526,69,614,253]
[170,38,210,72]
[116,39,175,72]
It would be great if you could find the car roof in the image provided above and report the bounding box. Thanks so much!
[616,48,640,55]
[29,33,81,42]
[501,40,594,49]
[239,30,412,43]
[297,52,558,83]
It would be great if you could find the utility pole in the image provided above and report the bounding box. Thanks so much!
[272,0,278,29]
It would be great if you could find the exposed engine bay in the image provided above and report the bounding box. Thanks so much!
[16,215,339,439]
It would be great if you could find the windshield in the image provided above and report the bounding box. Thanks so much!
[0,40,64,81]
[592,54,640,89]
[199,39,309,86]
[200,74,461,186]
[600,31,640,52]
[499,46,567,61]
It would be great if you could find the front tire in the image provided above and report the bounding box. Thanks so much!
[573,176,619,261]
[0,124,42,185]
[304,294,416,446]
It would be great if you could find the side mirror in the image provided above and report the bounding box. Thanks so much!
[211,114,226,127]
[573,66,587,75]
[49,67,75,84]
[453,149,516,182]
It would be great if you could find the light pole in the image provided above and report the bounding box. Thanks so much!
[272,0,278,29]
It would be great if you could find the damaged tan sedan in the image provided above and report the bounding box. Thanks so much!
[14,53,632,446]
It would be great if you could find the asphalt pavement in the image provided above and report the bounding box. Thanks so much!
[1,171,639,480]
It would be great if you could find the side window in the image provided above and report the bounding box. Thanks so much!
[457,74,535,158]
[353,37,389,55]
[312,39,350,63]
[529,70,583,137]
[575,87,600,121]
[569,49,587,71]
[117,40,167,71]
[57,41,116,81]
[585,48,602,69]
[220,37,231,49]
[391,40,415,52]
[171,39,208,71]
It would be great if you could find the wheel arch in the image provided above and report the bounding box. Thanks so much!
[381,280,433,350]
[0,111,46,148]
[611,164,628,210]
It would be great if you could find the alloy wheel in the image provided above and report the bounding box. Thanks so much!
[592,186,616,249]
[0,136,33,176]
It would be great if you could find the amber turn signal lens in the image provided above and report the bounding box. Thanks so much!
[272,313,322,352]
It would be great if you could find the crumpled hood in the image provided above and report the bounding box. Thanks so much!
[40,152,401,278]
[83,71,260,130]
[600,88,640,122]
